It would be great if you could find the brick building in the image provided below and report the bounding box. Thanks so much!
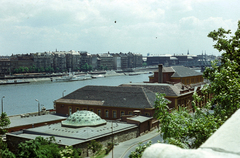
[55,86,157,119]
[0,56,10,77]
[149,65,203,84]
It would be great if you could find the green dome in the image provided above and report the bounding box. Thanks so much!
[61,110,106,128]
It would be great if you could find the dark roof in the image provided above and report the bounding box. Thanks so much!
[171,66,202,77]
[120,83,180,96]
[58,86,155,109]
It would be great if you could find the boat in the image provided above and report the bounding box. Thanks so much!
[0,79,30,85]
[91,74,105,79]
[55,74,92,82]
[128,73,140,76]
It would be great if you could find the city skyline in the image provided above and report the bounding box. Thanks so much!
[0,0,239,56]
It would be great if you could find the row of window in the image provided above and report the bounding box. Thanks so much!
[182,77,203,84]
[68,107,150,118]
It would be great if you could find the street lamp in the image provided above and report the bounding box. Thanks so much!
[35,99,40,116]
[62,90,66,97]
[1,96,5,114]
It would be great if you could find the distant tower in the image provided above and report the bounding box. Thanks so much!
[187,49,189,55]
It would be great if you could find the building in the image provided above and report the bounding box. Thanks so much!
[7,110,155,157]
[66,50,81,71]
[119,53,128,70]
[149,65,203,84]
[10,54,34,73]
[52,51,67,72]
[97,53,114,70]
[112,54,121,70]
[120,82,207,110]
[0,56,10,77]
[121,65,208,109]
[32,52,53,70]
[55,85,157,119]
[80,51,92,67]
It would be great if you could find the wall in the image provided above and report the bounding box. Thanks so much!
[56,103,155,119]
[7,119,65,133]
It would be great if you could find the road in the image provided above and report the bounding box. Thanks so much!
[105,128,163,158]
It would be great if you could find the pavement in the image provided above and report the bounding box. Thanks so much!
[104,128,161,158]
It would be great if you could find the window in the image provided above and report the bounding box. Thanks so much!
[145,112,150,116]
[105,110,109,118]
[76,107,79,111]
[128,111,133,115]
[97,109,101,116]
[120,111,125,116]
[90,108,94,112]
[113,110,117,118]
[182,79,185,84]
[82,108,87,110]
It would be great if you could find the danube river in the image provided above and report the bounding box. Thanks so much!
[0,73,151,116]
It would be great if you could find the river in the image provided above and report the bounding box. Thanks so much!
[0,73,151,116]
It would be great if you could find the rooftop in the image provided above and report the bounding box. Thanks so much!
[57,85,156,109]
[61,110,106,127]
[10,120,137,146]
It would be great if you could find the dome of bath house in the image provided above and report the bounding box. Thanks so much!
[61,110,107,128]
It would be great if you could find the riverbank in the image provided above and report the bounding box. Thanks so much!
[0,69,154,84]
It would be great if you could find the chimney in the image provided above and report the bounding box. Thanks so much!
[158,64,163,83]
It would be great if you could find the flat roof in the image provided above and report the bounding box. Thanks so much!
[9,114,67,128]
[127,116,152,123]
[9,121,137,146]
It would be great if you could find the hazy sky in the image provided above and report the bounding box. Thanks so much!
[0,0,239,56]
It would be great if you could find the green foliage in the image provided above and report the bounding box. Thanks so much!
[129,141,152,158]
[0,137,7,151]
[0,137,15,158]
[59,146,81,158]
[153,21,240,149]
[142,62,147,67]
[99,65,104,70]
[0,112,11,134]
[103,66,108,70]
[105,142,113,154]
[154,93,221,149]
[17,136,62,158]
[80,63,93,72]
[204,21,240,121]
[87,140,102,154]
[0,148,15,158]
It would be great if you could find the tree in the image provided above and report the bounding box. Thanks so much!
[155,21,240,149]
[0,112,11,134]
[99,65,104,70]
[204,20,240,120]
[88,65,93,71]
[40,67,45,73]
[13,68,19,74]
[18,67,24,73]
[87,140,102,156]
[142,62,147,67]
[129,141,152,158]
[24,67,29,73]
[104,66,108,70]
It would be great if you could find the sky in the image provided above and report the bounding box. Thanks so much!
[0,0,239,56]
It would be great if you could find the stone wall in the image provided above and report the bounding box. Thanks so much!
[74,127,138,157]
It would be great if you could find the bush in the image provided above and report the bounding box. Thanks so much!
[105,142,113,154]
